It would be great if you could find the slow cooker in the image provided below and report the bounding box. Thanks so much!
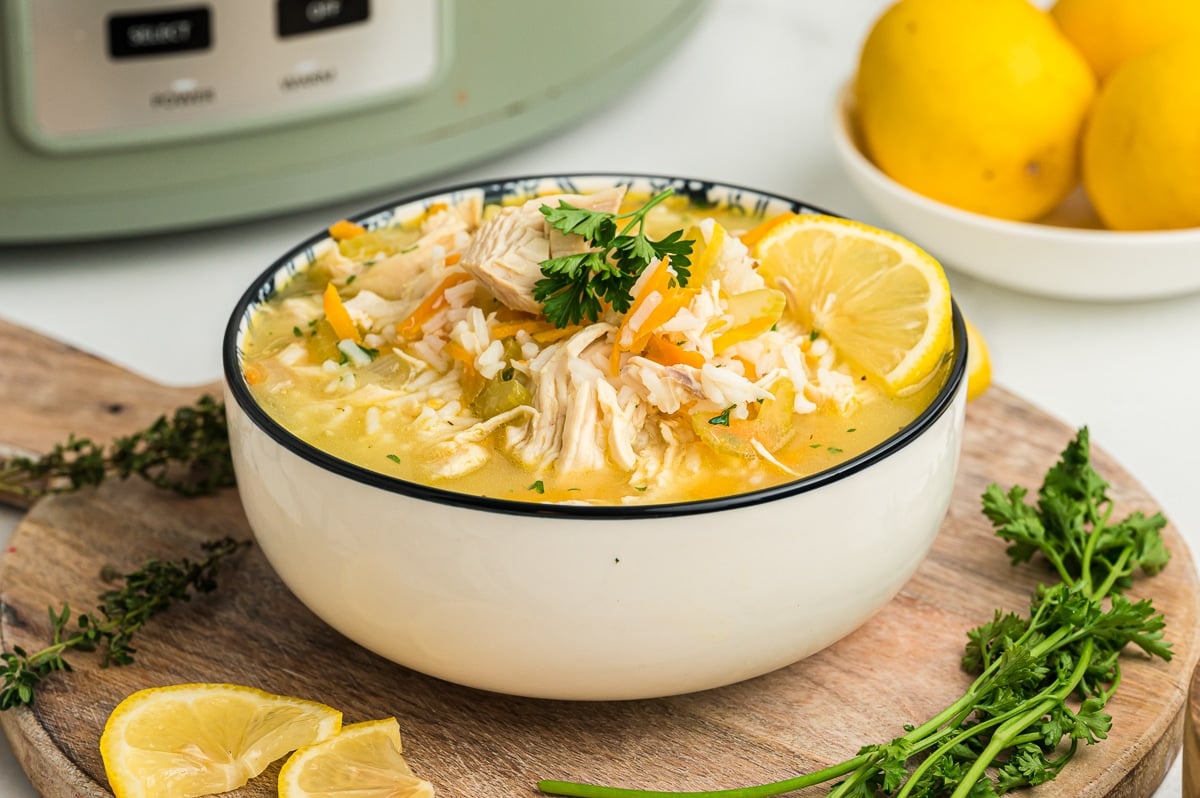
[0,0,707,242]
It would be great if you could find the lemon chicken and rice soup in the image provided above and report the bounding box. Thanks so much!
[240,187,954,505]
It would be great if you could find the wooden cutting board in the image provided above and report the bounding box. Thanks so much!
[0,317,1197,798]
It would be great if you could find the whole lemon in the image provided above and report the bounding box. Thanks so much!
[1051,0,1200,82]
[855,0,1096,222]
[1082,39,1200,231]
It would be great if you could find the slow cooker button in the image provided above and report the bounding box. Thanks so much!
[107,6,212,60]
[276,0,370,38]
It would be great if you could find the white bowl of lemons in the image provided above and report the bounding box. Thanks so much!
[832,0,1200,302]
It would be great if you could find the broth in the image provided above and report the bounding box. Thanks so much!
[241,191,950,505]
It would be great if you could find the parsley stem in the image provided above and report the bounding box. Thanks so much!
[1079,501,1109,592]
[1090,544,1134,600]
[950,639,1094,798]
[614,188,675,237]
[538,754,872,798]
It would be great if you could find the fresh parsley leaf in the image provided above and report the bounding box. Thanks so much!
[533,188,695,328]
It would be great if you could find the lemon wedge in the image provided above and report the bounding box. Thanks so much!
[100,683,342,798]
[964,317,992,401]
[278,717,435,798]
[750,214,953,395]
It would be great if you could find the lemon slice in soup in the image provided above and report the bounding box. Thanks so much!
[750,214,953,396]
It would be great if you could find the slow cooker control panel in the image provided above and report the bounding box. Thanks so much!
[5,0,444,152]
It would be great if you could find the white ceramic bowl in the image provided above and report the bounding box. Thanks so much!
[223,174,968,701]
[832,84,1200,302]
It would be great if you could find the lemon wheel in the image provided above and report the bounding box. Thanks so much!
[100,683,342,798]
[750,214,954,396]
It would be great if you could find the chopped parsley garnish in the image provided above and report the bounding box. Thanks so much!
[529,480,545,494]
[707,406,736,426]
[386,454,401,464]
[292,326,303,337]
[533,189,695,328]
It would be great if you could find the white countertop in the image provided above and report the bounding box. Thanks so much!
[0,1,1195,795]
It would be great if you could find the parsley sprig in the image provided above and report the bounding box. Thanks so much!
[533,188,695,327]
[0,536,250,709]
[0,395,234,505]
[537,428,1172,798]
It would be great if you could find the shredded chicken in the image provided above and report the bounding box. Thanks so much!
[350,196,482,300]
[249,190,889,501]
[459,188,626,314]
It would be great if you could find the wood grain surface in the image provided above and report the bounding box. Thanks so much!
[0,318,219,509]
[1188,665,1200,797]
[0,317,1196,798]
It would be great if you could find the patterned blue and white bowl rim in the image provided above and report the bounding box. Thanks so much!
[223,173,968,519]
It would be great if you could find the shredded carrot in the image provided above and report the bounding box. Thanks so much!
[612,259,675,372]
[444,252,462,266]
[733,355,759,381]
[243,363,266,385]
[396,272,473,339]
[645,334,705,369]
[491,318,555,339]
[322,283,362,343]
[626,258,674,324]
[531,325,582,345]
[610,259,698,375]
[328,219,367,241]
[634,286,696,347]
[426,202,448,215]
[445,339,484,398]
[444,340,475,370]
[738,212,798,248]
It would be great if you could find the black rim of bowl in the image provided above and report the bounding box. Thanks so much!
[223,172,968,520]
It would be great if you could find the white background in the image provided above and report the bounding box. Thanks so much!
[0,1,1194,795]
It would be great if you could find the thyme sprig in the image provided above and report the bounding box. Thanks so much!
[533,188,695,328]
[0,536,250,709]
[0,394,234,503]
[537,428,1172,798]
